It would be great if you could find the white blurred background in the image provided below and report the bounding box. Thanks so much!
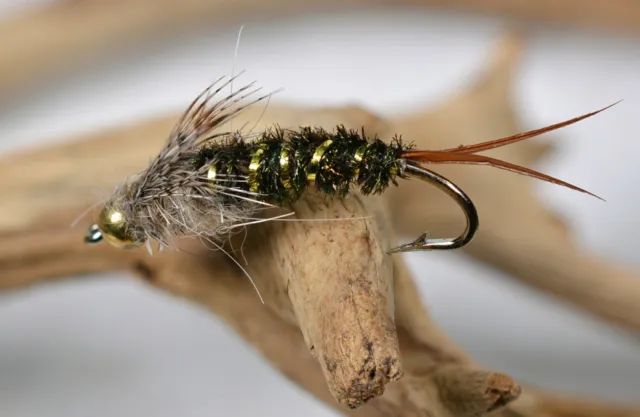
[0,2,639,416]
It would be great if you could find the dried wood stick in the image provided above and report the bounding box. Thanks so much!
[0,101,406,408]
[0,97,522,413]
[1,34,638,416]
[512,392,640,417]
[0,226,138,291]
[3,30,638,342]
[405,0,640,37]
[0,0,370,99]
[387,33,640,335]
[2,209,637,417]
[238,191,403,408]
[0,207,525,417]
[1,0,639,100]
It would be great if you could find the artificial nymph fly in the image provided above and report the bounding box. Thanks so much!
[84,75,613,254]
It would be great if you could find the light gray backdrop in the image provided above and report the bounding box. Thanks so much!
[0,2,639,416]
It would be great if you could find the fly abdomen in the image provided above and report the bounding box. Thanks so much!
[247,134,292,203]
[286,125,409,201]
[199,125,410,206]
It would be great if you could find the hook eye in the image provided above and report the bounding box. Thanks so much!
[84,224,103,244]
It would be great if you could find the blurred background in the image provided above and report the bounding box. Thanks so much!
[0,1,639,416]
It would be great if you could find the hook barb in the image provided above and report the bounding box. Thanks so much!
[387,163,479,254]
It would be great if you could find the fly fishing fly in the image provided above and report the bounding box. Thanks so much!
[84,74,615,255]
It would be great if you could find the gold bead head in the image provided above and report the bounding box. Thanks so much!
[85,206,143,249]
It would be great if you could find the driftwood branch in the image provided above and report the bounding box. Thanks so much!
[408,0,640,36]
[1,202,637,417]
[1,34,639,415]
[1,0,639,100]
[0,0,369,100]
[242,191,404,408]
[0,102,522,413]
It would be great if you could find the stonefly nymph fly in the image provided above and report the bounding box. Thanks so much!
[83,74,615,256]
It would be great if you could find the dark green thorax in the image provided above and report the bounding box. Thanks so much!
[194,125,412,205]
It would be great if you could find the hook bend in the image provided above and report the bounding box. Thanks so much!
[387,162,479,254]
